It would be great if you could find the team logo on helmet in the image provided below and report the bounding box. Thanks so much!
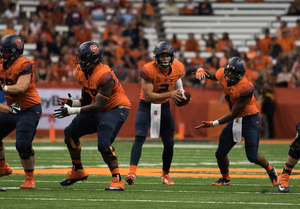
[90,45,99,55]
[16,39,23,49]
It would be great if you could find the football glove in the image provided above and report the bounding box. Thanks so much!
[54,104,80,119]
[9,102,22,114]
[195,68,209,81]
[57,93,73,106]
[195,121,213,129]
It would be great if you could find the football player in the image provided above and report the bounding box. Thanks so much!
[54,41,131,191]
[195,57,278,186]
[278,121,300,193]
[0,35,42,189]
[125,41,186,185]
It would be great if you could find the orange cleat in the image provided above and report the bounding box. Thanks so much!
[278,173,290,193]
[105,177,124,191]
[0,163,12,178]
[212,177,231,186]
[60,168,88,186]
[125,172,136,185]
[20,177,36,189]
[162,174,174,185]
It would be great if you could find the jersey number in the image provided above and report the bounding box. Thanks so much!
[157,84,169,93]
[225,94,233,108]
[83,87,98,96]
[0,78,14,85]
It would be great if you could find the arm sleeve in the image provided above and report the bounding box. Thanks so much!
[19,62,33,76]
[174,78,184,92]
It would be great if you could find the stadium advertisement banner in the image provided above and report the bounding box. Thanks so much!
[36,88,81,130]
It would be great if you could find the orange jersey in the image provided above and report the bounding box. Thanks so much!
[0,56,41,109]
[140,60,185,104]
[215,68,259,118]
[75,63,131,112]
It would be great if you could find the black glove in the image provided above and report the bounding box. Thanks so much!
[53,105,70,119]
[57,93,73,106]
[9,102,22,114]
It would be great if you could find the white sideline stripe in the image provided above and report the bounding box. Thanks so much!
[0,197,299,205]
[4,145,242,150]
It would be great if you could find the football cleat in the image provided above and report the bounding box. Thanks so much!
[278,173,290,193]
[212,177,231,186]
[105,177,124,191]
[20,177,36,189]
[162,174,174,185]
[267,166,278,186]
[60,168,88,186]
[0,163,13,177]
[125,172,136,185]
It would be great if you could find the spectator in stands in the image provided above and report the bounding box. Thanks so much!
[51,34,64,56]
[103,0,120,8]
[102,16,122,41]
[122,7,135,26]
[184,33,200,52]
[115,38,133,60]
[259,28,272,55]
[287,1,300,15]
[276,20,289,39]
[290,66,300,88]
[191,50,205,68]
[216,0,232,2]
[201,33,217,52]
[164,0,179,16]
[74,22,92,43]
[219,49,231,67]
[19,20,35,43]
[36,0,52,22]
[206,48,219,66]
[35,59,51,83]
[39,46,51,65]
[268,36,282,76]
[62,54,76,82]
[85,15,100,35]
[37,33,53,53]
[2,20,16,36]
[277,28,297,69]
[181,0,198,15]
[168,34,182,52]
[66,4,83,37]
[251,48,272,72]
[216,32,233,52]
[276,65,293,87]
[103,32,118,57]
[65,0,84,10]
[241,52,258,85]
[246,45,256,60]
[178,53,189,69]
[89,0,106,21]
[122,50,136,70]
[49,0,65,26]
[60,36,76,55]
[137,50,152,69]
[122,20,139,42]
[205,57,220,88]
[30,15,41,41]
[136,0,154,27]
[198,0,213,15]
[37,21,54,43]
[50,58,67,82]
[291,19,300,40]
[132,30,149,50]
[291,53,300,74]
[2,2,19,25]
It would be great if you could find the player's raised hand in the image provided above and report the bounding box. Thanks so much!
[170,89,183,104]
[195,121,213,129]
[54,104,71,119]
[9,102,22,114]
[195,68,209,81]
[57,93,73,106]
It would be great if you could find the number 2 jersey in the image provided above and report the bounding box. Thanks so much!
[140,60,185,104]
[0,56,41,110]
[215,68,259,118]
[75,63,131,112]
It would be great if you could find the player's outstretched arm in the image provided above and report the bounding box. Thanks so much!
[142,79,183,103]
[194,68,217,81]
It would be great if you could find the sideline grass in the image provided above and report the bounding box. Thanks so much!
[1,141,299,209]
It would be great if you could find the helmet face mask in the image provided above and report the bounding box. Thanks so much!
[76,41,103,73]
[0,35,24,66]
[153,41,175,68]
[224,57,246,85]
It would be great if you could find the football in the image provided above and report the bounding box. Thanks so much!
[174,91,191,107]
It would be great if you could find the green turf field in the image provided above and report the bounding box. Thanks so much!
[1,140,299,209]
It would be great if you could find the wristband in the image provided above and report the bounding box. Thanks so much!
[2,85,8,92]
[72,100,81,107]
[69,107,81,115]
[212,120,220,127]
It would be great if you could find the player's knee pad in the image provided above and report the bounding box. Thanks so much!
[246,155,256,163]
[64,136,81,151]
[288,148,300,160]
[0,141,3,152]
[18,148,35,159]
[290,132,300,153]
[99,146,118,164]
[215,151,226,159]
[135,135,146,144]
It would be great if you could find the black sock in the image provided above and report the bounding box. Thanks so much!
[72,162,83,171]
[112,173,122,181]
